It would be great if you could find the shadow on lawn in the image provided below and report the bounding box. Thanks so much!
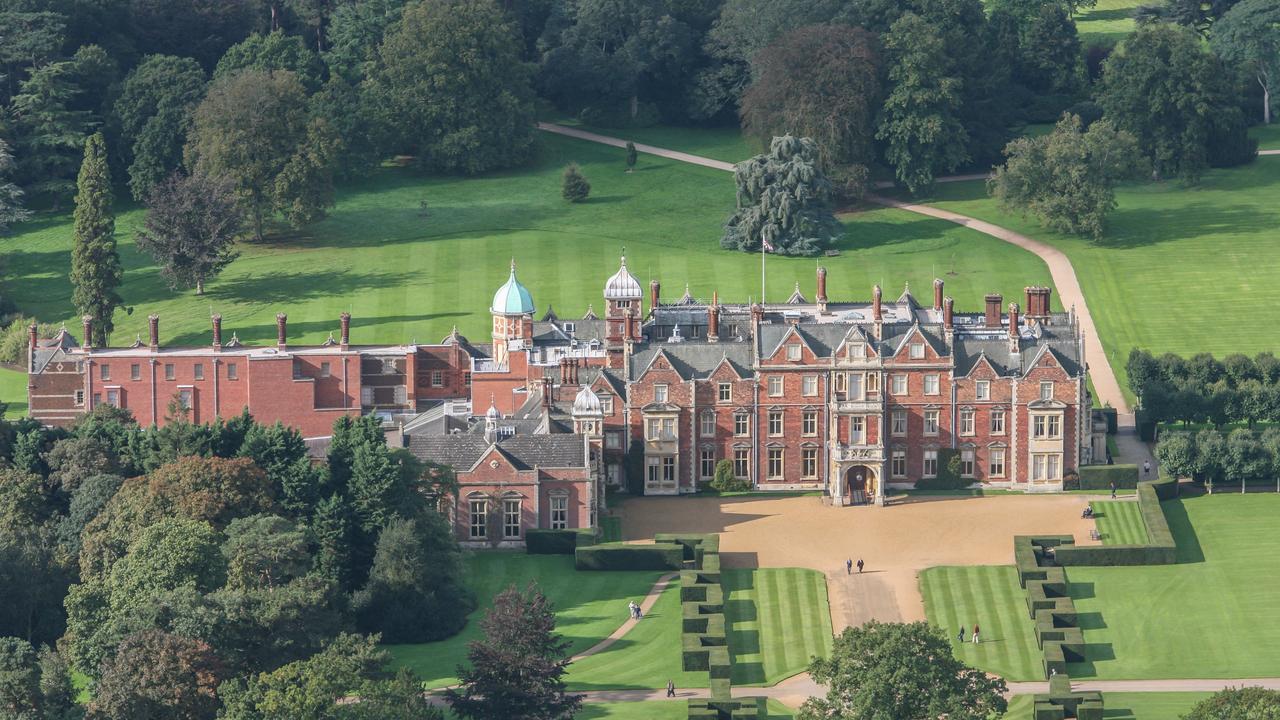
[1103,203,1280,249]
[1163,500,1206,564]
[1068,642,1116,677]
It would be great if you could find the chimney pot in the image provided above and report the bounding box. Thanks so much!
[28,323,38,373]
[816,266,829,304]
[81,315,92,349]
[211,314,222,351]
[276,313,287,349]
[984,294,1002,329]
[339,312,351,349]
[1009,302,1020,339]
[933,279,945,311]
[148,314,160,351]
[649,280,661,315]
[943,297,954,330]
[872,285,883,322]
[708,296,720,343]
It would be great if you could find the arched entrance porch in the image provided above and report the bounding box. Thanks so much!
[843,464,879,506]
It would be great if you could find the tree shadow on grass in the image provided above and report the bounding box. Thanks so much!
[1102,204,1280,249]
[288,202,577,249]
[1077,7,1134,21]
[1163,500,1206,564]
[832,217,959,253]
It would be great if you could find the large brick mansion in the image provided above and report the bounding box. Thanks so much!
[27,258,1097,542]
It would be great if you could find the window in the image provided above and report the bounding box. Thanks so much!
[646,418,660,440]
[99,364,110,381]
[924,374,940,395]
[104,389,119,407]
[848,343,866,360]
[503,498,521,539]
[194,364,204,381]
[130,363,141,381]
[382,358,397,374]
[93,392,101,406]
[700,448,716,479]
[718,383,732,403]
[74,389,85,406]
[923,450,938,478]
[786,344,802,361]
[891,409,907,436]
[469,499,487,539]
[849,416,865,444]
[600,395,613,414]
[178,388,193,410]
[767,449,783,479]
[802,449,818,478]
[891,375,907,395]
[989,449,1006,478]
[846,373,863,400]
[802,375,818,396]
[733,449,750,479]
[430,369,441,386]
[768,376,783,396]
[867,372,880,395]
[991,409,1006,434]
[834,372,846,394]
[924,410,939,436]
[891,451,907,478]
[464,371,472,387]
[645,456,677,490]
[662,417,675,438]
[960,409,975,436]
[605,432,621,449]
[768,411,783,436]
[164,363,175,381]
[976,380,990,401]
[227,363,238,380]
[961,449,975,477]
[1033,415,1061,439]
[663,457,676,485]
[550,496,568,529]
[909,343,925,359]
[1040,381,1054,401]
[802,411,818,437]
[1032,453,1062,481]
[734,413,750,437]
[654,384,668,403]
[700,411,716,437]
[563,322,576,335]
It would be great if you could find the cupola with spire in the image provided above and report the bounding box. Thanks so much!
[491,259,535,367]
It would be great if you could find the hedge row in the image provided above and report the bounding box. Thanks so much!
[573,542,685,570]
[1033,675,1103,720]
[526,528,597,555]
[1077,464,1137,490]
[1013,536,1087,679]
[1053,480,1176,566]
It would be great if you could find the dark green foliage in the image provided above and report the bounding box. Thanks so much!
[114,55,208,202]
[57,473,123,558]
[1182,686,1280,719]
[525,528,593,554]
[352,514,472,643]
[126,0,258,69]
[45,435,117,495]
[1128,349,1280,427]
[0,638,81,720]
[215,31,324,92]
[1212,0,1280,125]
[574,541,685,570]
[561,163,590,203]
[272,118,342,228]
[445,583,583,720]
[721,135,841,257]
[308,75,386,179]
[0,140,31,233]
[88,629,224,720]
[309,493,353,590]
[0,522,72,645]
[710,459,748,492]
[915,448,966,491]
[1077,464,1137,489]
[372,0,537,174]
[221,515,310,590]
[136,170,244,295]
[11,60,92,206]
[70,133,121,347]
[238,421,319,513]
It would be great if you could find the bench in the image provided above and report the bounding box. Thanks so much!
[1089,529,1101,541]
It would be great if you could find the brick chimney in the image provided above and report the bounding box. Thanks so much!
[559,357,568,384]
[816,267,828,313]
[339,312,351,350]
[1008,302,1021,353]
[1025,286,1052,324]
[649,280,660,316]
[211,314,222,351]
[751,303,763,328]
[872,284,882,322]
[148,314,160,352]
[81,315,92,349]
[276,313,287,349]
[572,358,580,384]
[984,294,1002,329]
[707,292,720,343]
[933,278,944,311]
[542,377,553,408]
[943,296,954,331]
[28,323,37,372]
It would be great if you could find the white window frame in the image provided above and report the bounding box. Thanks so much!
[849,416,865,445]
[768,411,783,437]
[130,363,141,381]
[227,363,238,380]
[960,409,975,436]
[100,364,110,381]
[430,369,442,386]
[700,448,716,479]
[802,411,818,437]
[909,343,925,359]
[802,375,818,396]
[469,499,487,539]
[891,450,906,478]
[989,449,1006,478]
[960,449,975,478]
[550,495,568,529]
[924,410,939,436]
[1040,381,1054,401]
[848,343,866,360]
[700,411,716,438]
[654,384,668,403]
[718,382,732,403]
[503,498,522,539]
[924,374,940,395]
[786,344,802,361]
[976,380,990,401]
[923,450,938,478]
[891,409,907,436]
[733,449,750,479]
[768,375,783,396]
[734,413,750,437]
[767,449,784,479]
[891,374,907,395]
[991,409,1006,435]
[801,448,818,479]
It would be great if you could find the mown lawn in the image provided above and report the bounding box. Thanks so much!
[384,553,660,689]
[0,367,25,417]
[1003,692,1212,719]
[723,568,834,686]
[1074,0,1140,45]
[919,566,1044,681]
[903,160,1280,401]
[1091,500,1147,545]
[1251,123,1280,151]
[549,117,761,165]
[0,132,1053,357]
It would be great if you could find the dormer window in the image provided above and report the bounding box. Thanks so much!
[1040,381,1054,401]
[848,343,866,360]
[786,344,802,361]
[909,343,925,359]
[563,322,576,335]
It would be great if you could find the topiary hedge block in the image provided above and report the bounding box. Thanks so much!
[686,701,719,720]
[1054,482,1176,566]
[1079,464,1138,490]
[1033,700,1067,720]
[710,678,732,702]
[574,542,685,570]
[525,528,596,554]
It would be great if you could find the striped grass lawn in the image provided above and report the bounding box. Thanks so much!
[1003,692,1212,719]
[919,566,1044,681]
[723,568,834,686]
[1092,500,1148,545]
[384,553,661,689]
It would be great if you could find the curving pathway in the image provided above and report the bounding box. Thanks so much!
[568,571,678,662]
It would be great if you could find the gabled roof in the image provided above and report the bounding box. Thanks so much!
[407,433,587,471]
[786,283,808,304]
[629,343,753,381]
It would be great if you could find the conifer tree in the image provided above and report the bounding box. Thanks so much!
[561,163,590,202]
[721,135,841,256]
[70,132,122,347]
[11,60,92,206]
[0,140,31,233]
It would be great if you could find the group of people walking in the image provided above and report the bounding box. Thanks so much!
[845,558,864,574]
[627,600,644,620]
[959,625,980,644]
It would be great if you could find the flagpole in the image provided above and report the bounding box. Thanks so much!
[760,234,766,305]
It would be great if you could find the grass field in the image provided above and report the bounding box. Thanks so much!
[904,160,1280,401]
[551,118,760,165]
[1074,0,1140,45]
[1251,124,1280,150]
[1092,500,1148,545]
[722,568,834,686]
[1003,692,1212,719]
[919,566,1044,681]
[0,132,1055,363]
[0,367,25,417]
[384,553,660,689]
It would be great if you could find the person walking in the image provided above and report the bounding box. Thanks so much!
[1110,481,1117,499]
[666,680,676,698]
[1143,460,1151,478]
[846,558,853,575]
[628,601,638,619]
[856,558,865,574]
[958,628,965,643]
[972,624,980,644]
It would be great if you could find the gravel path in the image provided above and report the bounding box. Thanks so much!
[569,572,678,662]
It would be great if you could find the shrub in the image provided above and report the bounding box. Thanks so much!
[573,542,683,571]
[710,460,748,492]
[561,163,590,203]
[915,449,967,491]
[1078,464,1137,490]
[0,316,58,364]
[525,528,594,555]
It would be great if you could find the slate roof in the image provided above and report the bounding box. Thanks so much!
[629,343,753,381]
[407,433,587,471]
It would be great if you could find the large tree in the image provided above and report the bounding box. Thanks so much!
[11,60,92,206]
[721,135,841,257]
[114,55,208,202]
[446,584,583,720]
[373,0,537,174]
[1183,686,1280,718]
[1099,23,1251,181]
[990,114,1145,240]
[1212,0,1280,125]
[740,25,881,171]
[875,12,968,194]
[135,171,244,295]
[70,132,122,347]
[88,629,224,720]
[214,31,325,92]
[800,620,1007,720]
[0,638,81,720]
[0,139,32,233]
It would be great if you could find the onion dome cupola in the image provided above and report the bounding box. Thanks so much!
[603,256,642,300]
[491,259,535,316]
[572,384,603,417]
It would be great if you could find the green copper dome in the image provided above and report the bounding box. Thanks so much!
[491,260,535,315]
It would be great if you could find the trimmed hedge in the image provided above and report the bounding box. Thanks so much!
[574,542,684,570]
[526,528,595,555]
[1053,481,1176,566]
[1078,464,1137,490]
[1097,407,1117,435]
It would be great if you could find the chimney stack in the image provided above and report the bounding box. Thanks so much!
[872,285,882,322]
[649,280,661,316]
[339,312,351,349]
[1008,302,1020,339]
[28,323,37,372]
[624,314,634,343]
[1024,286,1052,323]
[211,314,222,351]
[751,303,763,328]
[933,279,944,311]
[943,297,954,331]
[707,292,720,343]
[984,294,1002,329]
[542,377,553,408]
[559,358,568,384]
[148,314,160,352]
[81,315,92,349]
[816,267,828,313]
[573,358,580,384]
[275,313,287,349]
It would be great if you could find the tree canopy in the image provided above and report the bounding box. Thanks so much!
[721,135,842,257]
